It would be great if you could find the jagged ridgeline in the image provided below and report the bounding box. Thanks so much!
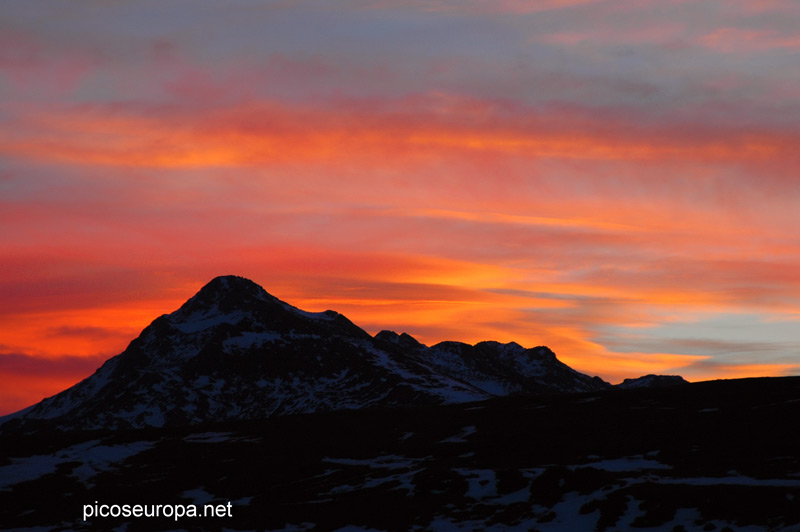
[0,275,682,431]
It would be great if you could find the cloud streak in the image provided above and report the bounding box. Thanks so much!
[3,96,798,170]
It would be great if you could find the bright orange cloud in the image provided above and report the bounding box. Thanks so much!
[0,306,173,359]
[1,99,796,170]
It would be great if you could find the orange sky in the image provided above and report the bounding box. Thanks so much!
[1,0,800,415]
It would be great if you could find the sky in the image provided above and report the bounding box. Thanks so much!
[1,0,799,415]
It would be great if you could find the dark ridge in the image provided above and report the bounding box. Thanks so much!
[618,374,690,389]
[375,330,425,350]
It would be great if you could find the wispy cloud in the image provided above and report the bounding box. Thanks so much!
[2,97,797,169]
[700,27,800,52]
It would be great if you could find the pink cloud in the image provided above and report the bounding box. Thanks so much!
[0,29,98,94]
[700,27,800,52]
[354,0,601,14]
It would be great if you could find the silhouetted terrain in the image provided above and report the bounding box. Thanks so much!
[1,276,793,531]
[1,276,613,432]
[2,377,800,531]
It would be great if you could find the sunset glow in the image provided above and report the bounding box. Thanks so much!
[2,0,799,415]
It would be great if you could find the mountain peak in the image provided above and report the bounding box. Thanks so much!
[198,275,268,300]
[174,275,274,318]
[375,330,426,349]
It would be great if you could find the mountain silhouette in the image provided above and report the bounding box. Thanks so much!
[3,275,653,431]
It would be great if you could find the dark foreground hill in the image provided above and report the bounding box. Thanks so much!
[2,376,800,531]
